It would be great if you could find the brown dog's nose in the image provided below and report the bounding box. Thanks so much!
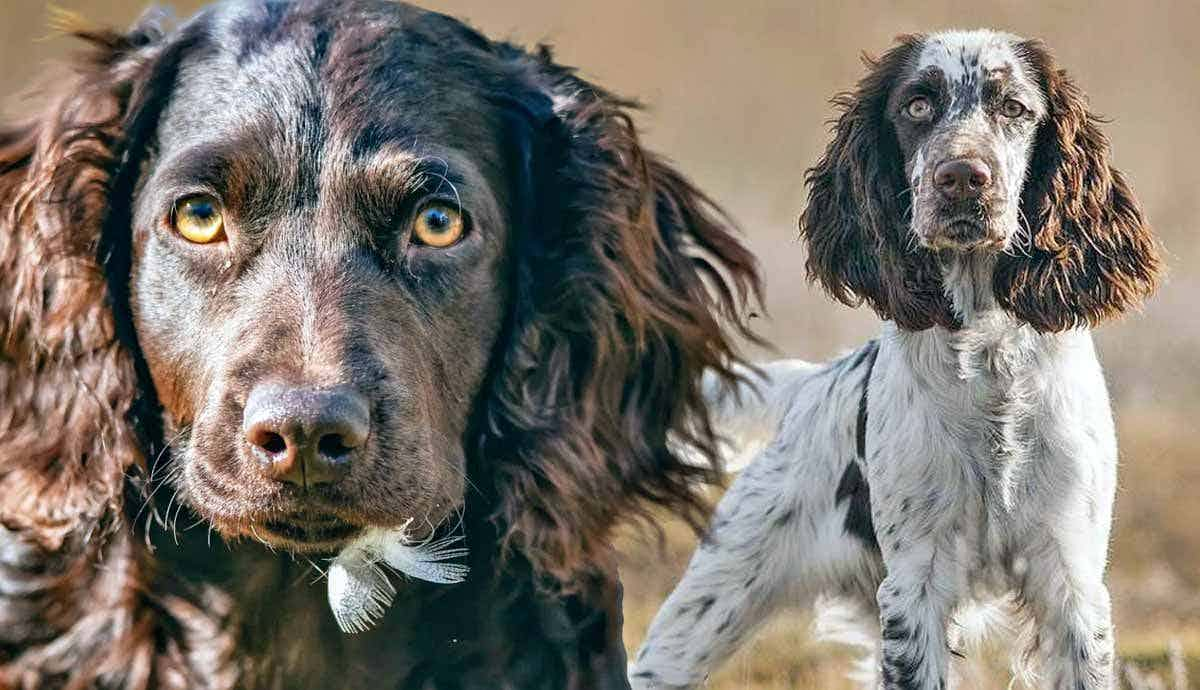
[243,384,370,487]
[934,158,992,200]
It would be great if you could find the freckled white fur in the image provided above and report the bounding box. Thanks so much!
[633,30,1119,690]
[918,30,1026,87]
[635,354,887,689]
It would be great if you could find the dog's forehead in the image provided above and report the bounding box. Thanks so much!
[157,0,514,162]
[917,30,1024,82]
[915,30,1042,110]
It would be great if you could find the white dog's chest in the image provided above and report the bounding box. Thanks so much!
[869,344,1031,490]
[868,328,1114,593]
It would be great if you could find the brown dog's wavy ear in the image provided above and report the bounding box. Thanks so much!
[995,40,1162,332]
[483,47,763,583]
[800,34,957,331]
[0,15,171,551]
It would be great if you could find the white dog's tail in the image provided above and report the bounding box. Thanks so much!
[682,359,819,473]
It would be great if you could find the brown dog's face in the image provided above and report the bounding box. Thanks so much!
[1,0,758,578]
[129,3,517,552]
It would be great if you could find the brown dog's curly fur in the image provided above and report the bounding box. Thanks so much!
[0,4,761,688]
[485,54,762,581]
[0,19,215,688]
[0,24,146,543]
[801,34,1160,333]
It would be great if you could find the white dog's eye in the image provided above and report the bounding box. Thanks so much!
[904,96,934,121]
[1001,99,1028,118]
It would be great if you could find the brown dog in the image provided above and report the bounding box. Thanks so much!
[0,2,760,687]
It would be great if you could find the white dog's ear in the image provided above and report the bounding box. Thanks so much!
[994,40,1161,332]
[801,34,959,332]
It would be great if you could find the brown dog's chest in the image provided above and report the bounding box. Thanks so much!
[143,527,632,690]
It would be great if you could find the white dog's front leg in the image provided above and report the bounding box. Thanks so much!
[1018,528,1115,689]
[875,531,960,690]
[869,440,967,690]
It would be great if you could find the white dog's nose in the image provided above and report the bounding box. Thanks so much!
[934,157,992,200]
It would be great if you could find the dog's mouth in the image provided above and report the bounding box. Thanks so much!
[182,444,461,555]
[256,513,364,553]
[921,215,1006,252]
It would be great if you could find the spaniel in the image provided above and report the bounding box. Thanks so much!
[632,30,1160,690]
[0,2,761,688]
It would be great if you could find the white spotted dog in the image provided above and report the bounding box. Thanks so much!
[631,30,1161,690]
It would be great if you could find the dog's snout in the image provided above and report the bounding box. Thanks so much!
[934,158,992,200]
[243,384,370,487]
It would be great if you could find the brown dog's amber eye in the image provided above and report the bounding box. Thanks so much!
[172,195,225,244]
[905,96,933,121]
[1001,99,1028,119]
[411,203,465,248]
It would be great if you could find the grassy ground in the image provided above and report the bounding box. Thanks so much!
[616,407,1200,689]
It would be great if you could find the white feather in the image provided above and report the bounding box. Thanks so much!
[326,524,469,634]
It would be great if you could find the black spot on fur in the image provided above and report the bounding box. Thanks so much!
[855,340,880,461]
[836,462,878,552]
[694,596,715,620]
[882,651,925,689]
[848,340,877,372]
[881,615,910,642]
[836,339,881,552]
[823,339,879,402]
[715,614,734,635]
[880,615,934,689]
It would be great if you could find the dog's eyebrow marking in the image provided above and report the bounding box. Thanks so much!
[910,31,1048,122]
[154,137,281,208]
[916,31,1023,96]
[900,68,947,98]
[350,121,421,160]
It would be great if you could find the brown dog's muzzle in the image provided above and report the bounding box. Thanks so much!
[243,383,371,489]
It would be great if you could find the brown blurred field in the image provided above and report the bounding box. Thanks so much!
[3,1,1198,687]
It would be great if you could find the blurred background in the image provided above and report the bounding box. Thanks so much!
[3,1,1197,687]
